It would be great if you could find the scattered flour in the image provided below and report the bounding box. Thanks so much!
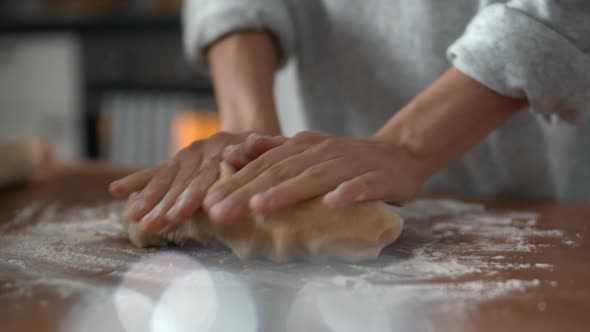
[0,199,577,319]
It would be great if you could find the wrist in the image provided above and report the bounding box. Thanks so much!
[370,133,434,197]
[219,109,281,136]
[208,31,281,136]
[374,68,525,187]
[218,95,281,135]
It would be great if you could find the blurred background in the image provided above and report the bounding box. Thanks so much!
[0,0,305,170]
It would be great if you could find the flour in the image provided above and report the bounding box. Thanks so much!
[390,199,486,219]
[0,199,578,314]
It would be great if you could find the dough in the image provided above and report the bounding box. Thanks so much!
[0,140,50,189]
[124,162,403,263]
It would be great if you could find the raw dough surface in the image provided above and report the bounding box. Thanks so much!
[124,162,403,263]
[0,140,48,189]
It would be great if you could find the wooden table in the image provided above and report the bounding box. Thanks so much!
[0,163,589,332]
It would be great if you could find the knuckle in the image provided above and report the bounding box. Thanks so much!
[304,165,328,179]
[293,131,324,143]
[267,165,295,182]
[346,177,371,196]
[319,137,342,150]
[210,131,231,142]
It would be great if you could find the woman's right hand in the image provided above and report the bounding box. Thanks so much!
[111,29,284,233]
[109,131,265,233]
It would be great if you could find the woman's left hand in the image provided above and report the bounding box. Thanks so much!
[203,131,428,224]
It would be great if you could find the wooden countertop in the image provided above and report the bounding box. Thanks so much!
[0,163,589,332]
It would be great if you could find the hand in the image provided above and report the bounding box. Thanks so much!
[109,131,270,232]
[204,131,428,224]
[223,133,285,169]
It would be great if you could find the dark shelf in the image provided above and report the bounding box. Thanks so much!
[86,81,213,94]
[0,10,212,160]
[0,14,181,34]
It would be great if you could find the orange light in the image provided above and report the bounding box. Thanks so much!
[172,110,220,154]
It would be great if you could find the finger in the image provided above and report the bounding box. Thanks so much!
[249,158,354,213]
[223,144,251,169]
[223,135,286,169]
[109,167,158,197]
[208,146,341,223]
[125,162,180,222]
[165,159,220,223]
[204,131,327,210]
[138,157,203,232]
[206,161,301,224]
[203,143,306,210]
[322,171,385,208]
[244,133,286,158]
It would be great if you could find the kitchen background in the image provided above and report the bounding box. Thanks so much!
[0,0,305,167]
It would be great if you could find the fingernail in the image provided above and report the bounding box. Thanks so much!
[141,203,163,224]
[324,188,348,208]
[166,193,188,222]
[204,189,226,208]
[209,198,237,222]
[126,199,147,219]
[166,204,181,222]
[251,191,272,210]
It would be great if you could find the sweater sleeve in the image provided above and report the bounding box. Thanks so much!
[182,0,296,72]
[447,1,590,123]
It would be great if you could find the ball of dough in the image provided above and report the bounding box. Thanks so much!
[124,162,403,263]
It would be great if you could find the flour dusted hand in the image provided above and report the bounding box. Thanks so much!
[123,162,403,263]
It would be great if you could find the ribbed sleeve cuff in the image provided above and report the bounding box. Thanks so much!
[183,1,295,73]
[447,4,590,123]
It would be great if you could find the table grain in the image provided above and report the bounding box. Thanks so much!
[0,163,588,332]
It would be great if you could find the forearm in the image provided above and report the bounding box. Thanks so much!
[375,67,527,182]
[207,30,282,135]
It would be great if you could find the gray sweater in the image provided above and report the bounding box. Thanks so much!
[183,0,590,201]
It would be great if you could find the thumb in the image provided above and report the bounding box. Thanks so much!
[245,133,287,158]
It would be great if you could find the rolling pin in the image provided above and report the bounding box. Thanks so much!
[0,140,52,189]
